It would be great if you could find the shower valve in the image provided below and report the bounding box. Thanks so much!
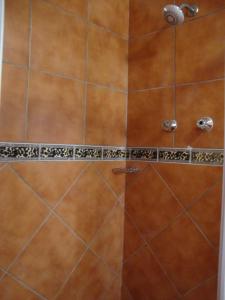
[162,120,177,132]
[196,117,213,132]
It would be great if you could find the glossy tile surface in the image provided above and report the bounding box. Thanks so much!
[28,71,84,144]
[48,0,88,18]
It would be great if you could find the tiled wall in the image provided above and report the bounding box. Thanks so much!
[124,1,225,299]
[0,0,129,146]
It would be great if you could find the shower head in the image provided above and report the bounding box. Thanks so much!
[163,3,198,25]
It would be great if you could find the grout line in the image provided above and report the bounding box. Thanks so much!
[183,274,217,297]
[0,267,48,300]
[24,0,33,139]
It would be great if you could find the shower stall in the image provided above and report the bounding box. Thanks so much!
[0,0,224,299]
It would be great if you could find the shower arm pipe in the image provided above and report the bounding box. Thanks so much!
[179,3,198,15]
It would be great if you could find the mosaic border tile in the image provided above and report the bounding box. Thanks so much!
[0,143,223,166]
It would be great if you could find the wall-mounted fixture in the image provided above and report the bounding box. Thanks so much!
[163,3,199,25]
[162,120,177,132]
[196,117,213,132]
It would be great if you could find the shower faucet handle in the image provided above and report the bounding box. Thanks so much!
[162,120,177,132]
[196,117,213,132]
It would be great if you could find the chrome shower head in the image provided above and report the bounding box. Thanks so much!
[163,3,198,25]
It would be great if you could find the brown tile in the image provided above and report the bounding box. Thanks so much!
[176,0,225,18]
[104,276,122,300]
[11,216,85,299]
[88,26,128,90]
[12,162,87,207]
[127,88,174,147]
[91,205,124,273]
[151,214,218,294]
[0,275,40,300]
[0,166,48,269]
[129,28,174,89]
[86,85,126,146]
[31,0,86,79]
[93,161,126,196]
[0,64,27,141]
[56,250,115,300]
[27,71,84,144]
[175,80,224,148]
[89,0,129,36]
[123,213,143,260]
[176,11,225,84]
[189,181,222,247]
[155,163,223,207]
[56,165,116,243]
[126,166,182,239]
[183,276,217,300]
[4,0,29,65]
[129,0,170,37]
[48,0,88,18]
[121,285,133,300]
[123,245,178,300]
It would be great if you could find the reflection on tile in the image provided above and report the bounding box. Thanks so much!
[28,71,84,144]
[0,275,40,300]
[0,166,48,268]
[4,0,29,65]
[151,214,218,294]
[129,28,174,89]
[31,0,87,79]
[11,216,85,299]
[176,11,225,83]
[56,166,116,242]
[86,85,126,146]
[0,64,27,142]
[89,0,129,36]
[56,250,115,300]
[88,26,128,90]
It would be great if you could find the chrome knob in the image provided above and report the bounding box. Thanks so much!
[196,117,213,132]
[162,120,177,132]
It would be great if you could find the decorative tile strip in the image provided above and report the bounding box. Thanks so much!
[0,144,39,160]
[192,149,224,165]
[41,145,73,160]
[74,146,102,160]
[159,148,190,163]
[103,147,129,160]
[130,148,157,161]
[0,143,223,166]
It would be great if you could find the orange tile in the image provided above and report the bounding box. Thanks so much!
[85,85,126,146]
[56,165,116,242]
[151,214,218,294]
[123,213,143,260]
[12,162,87,207]
[11,216,85,299]
[27,71,84,144]
[89,0,129,36]
[93,161,126,197]
[123,245,178,300]
[155,163,223,207]
[48,0,88,18]
[126,166,182,239]
[129,28,174,89]
[0,64,27,142]
[56,250,115,300]
[127,88,174,147]
[121,285,133,300]
[183,276,217,300]
[105,276,122,300]
[88,26,128,90]
[91,205,124,273]
[176,0,225,18]
[175,80,224,148]
[31,0,87,79]
[129,0,170,37]
[0,275,40,300]
[189,181,222,247]
[3,0,29,65]
[176,11,225,84]
[0,166,48,268]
